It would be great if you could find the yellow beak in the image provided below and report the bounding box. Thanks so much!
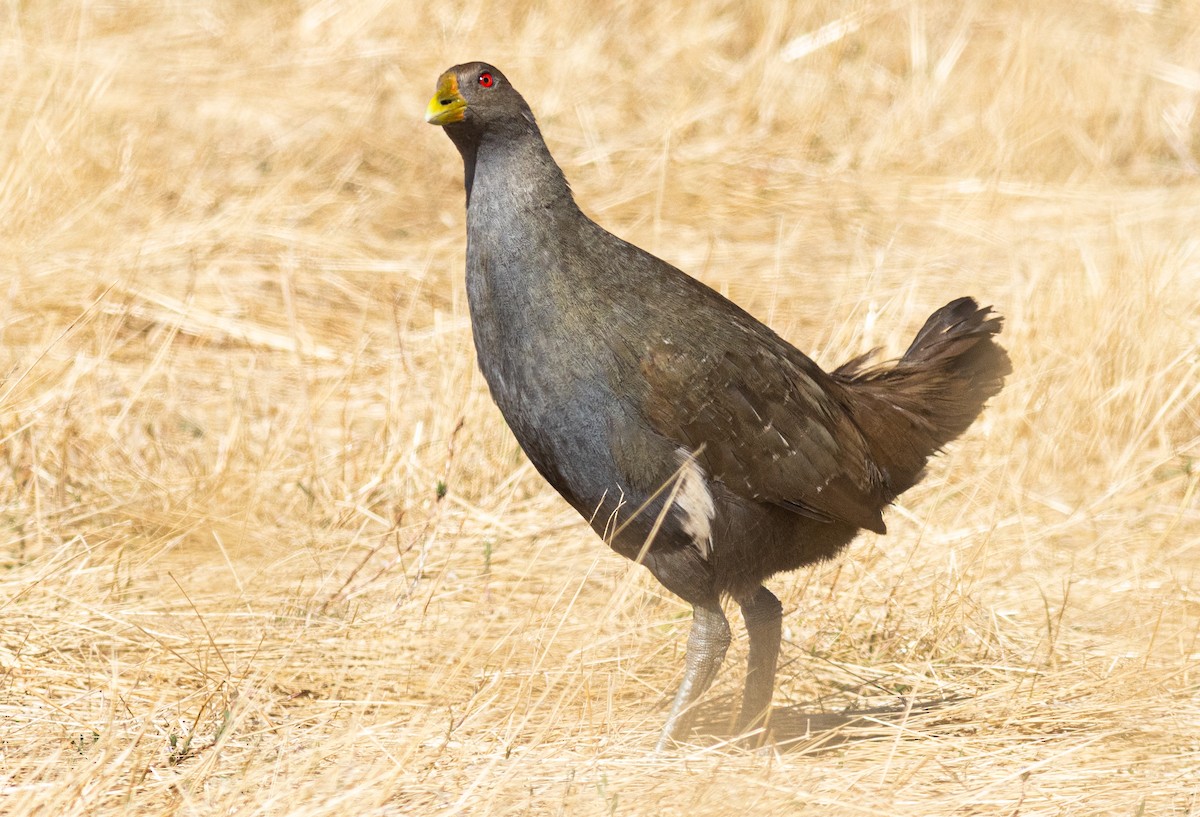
[425,73,467,125]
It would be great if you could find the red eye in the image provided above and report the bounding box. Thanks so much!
[478,71,495,88]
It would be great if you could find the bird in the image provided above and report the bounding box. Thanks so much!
[425,61,1010,751]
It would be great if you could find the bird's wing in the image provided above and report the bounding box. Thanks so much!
[637,333,891,533]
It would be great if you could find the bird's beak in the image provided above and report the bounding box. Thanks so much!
[425,73,467,126]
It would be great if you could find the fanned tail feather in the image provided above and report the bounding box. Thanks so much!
[833,297,1011,498]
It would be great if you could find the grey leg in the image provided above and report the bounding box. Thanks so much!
[735,586,783,740]
[656,600,731,752]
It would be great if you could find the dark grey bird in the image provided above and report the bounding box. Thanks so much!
[425,62,1010,751]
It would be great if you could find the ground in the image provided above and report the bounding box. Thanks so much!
[1,1,1198,815]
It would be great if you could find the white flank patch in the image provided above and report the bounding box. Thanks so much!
[674,450,716,559]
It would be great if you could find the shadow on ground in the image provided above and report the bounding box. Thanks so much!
[689,695,967,754]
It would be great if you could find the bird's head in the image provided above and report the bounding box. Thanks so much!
[425,62,532,142]
[425,62,568,205]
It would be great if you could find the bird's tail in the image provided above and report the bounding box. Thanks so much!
[832,297,1011,499]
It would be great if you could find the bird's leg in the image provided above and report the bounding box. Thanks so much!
[655,599,730,752]
[735,585,783,743]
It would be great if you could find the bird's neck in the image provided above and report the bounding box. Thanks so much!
[451,121,577,219]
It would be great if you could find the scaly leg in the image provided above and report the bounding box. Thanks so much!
[735,585,783,742]
[655,599,730,752]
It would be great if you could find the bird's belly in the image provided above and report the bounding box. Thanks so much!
[472,315,624,506]
[465,261,710,559]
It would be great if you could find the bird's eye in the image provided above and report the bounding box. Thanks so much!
[478,71,495,88]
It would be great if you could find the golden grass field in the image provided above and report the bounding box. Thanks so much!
[2,1,1199,814]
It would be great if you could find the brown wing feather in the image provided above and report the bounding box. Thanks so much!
[639,335,890,534]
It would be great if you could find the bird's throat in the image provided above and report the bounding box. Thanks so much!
[450,118,575,217]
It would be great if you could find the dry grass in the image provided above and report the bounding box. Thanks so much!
[2,0,1198,814]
